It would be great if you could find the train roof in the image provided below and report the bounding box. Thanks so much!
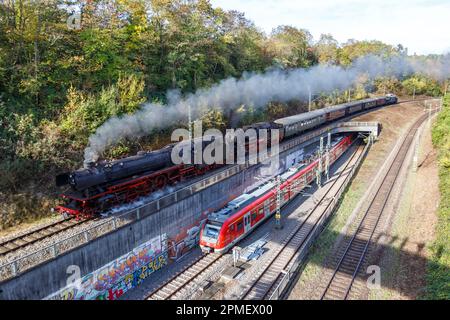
[274,109,326,126]
[207,162,308,224]
[273,96,383,126]
[208,193,255,224]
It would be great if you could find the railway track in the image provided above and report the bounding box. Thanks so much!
[0,217,92,256]
[147,102,437,301]
[147,138,365,300]
[241,141,366,300]
[146,252,229,300]
[320,111,433,300]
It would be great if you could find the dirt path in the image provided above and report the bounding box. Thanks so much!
[368,118,439,300]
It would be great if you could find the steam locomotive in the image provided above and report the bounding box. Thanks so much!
[55,94,397,218]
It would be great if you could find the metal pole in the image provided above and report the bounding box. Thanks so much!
[326,133,331,181]
[308,87,312,112]
[413,86,415,100]
[232,247,240,267]
[317,137,323,188]
[188,104,192,141]
[325,149,330,181]
[275,175,282,229]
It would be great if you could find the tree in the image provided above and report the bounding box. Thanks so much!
[339,39,400,65]
[265,25,314,68]
[402,76,441,96]
[315,33,339,64]
[220,10,266,74]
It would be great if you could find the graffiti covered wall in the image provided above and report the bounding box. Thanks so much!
[43,161,264,300]
[44,210,214,300]
[46,235,167,300]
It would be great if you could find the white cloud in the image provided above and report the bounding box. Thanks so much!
[210,0,450,55]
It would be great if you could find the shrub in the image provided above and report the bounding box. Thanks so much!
[427,94,450,299]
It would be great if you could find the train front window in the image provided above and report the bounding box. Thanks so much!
[204,224,221,239]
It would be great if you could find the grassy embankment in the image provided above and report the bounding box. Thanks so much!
[426,94,450,299]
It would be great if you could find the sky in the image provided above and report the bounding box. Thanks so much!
[210,0,450,55]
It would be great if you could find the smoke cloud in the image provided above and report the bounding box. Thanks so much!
[84,54,450,163]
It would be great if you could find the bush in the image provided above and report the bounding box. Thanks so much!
[0,74,146,229]
[59,74,146,143]
[402,76,442,97]
[427,94,450,299]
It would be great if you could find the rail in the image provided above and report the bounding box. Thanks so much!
[268,105,442,300]
[267,135,373,300]
[320,111,436,300]
[0,218,91,256]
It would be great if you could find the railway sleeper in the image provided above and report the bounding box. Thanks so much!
[328,281,349,292]
[348,241,367,249]
[4,243,19,249]
[325,290,346,299]
[150,293,165,300]
[166,282,180,290]
[324,290,346,298]
[159,286,174,295]
[342,257,365,266]
[345,249,365,257]
[262,270,279,279]
[172,279,187,287]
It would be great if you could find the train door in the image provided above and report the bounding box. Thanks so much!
[264,200,271,216]
[225,224,233,243]
[244,213,251,233]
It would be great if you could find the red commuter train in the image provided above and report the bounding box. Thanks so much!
[199,134,355,253]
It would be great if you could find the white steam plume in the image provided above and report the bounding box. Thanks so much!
[84,54,450,163]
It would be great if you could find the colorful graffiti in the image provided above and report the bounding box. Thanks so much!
[167,214,208,262]
[167,224,202,261]
[46,195,242,300]
[46,235,167,300]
